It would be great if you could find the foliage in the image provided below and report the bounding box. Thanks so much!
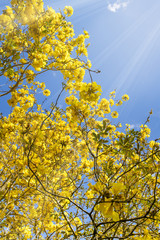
[0,1,160,239]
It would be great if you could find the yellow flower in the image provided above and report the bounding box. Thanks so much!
[149,140,155,148]
[109,99,114,106]
[116,100,123,106]
[98,98,110,113]
[7,98,17,107]
[20,59,27,64]
[109,90,116,98]
[111,111,119,118]
[86,60,92,68]
[122,94,129,101]
[12,145,17,151]
[84,30,89,38]
[43,89,51,96]
[63,6,73,17]
[42,44,51,54]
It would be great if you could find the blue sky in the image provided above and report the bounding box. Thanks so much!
[1,0,160,139]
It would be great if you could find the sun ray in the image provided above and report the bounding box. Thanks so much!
[71,0,106,24]
[92,1,160,69]
[111,21,160,94]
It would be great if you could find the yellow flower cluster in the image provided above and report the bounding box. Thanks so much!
[43,89,50,96]
[30,52,48,71]
[1,2,159,239]
[79,82,102,102]
[98,98,111,114]
[140,124,151,139]
[63,6,74,17]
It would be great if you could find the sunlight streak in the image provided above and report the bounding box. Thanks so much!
[111,21,160,93]
[92,1,160,69]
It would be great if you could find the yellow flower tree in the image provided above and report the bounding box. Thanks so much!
[0,1,160,239]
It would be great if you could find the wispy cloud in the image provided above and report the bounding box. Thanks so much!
[107,0,129,13]
[129,124,140,129]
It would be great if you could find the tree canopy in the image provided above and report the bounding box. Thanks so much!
[0,0,160,239]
